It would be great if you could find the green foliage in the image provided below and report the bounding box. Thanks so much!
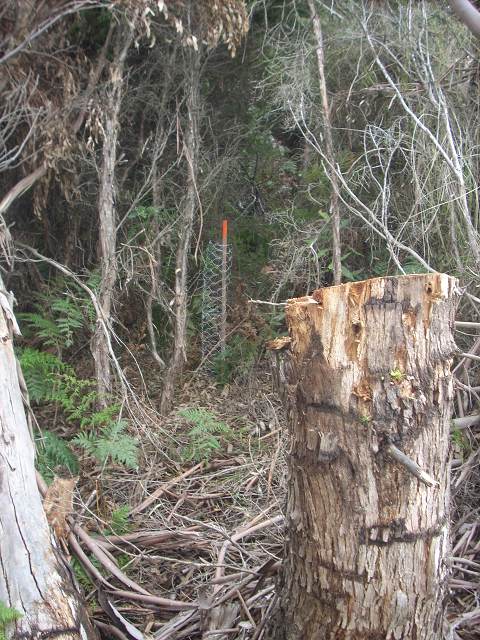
[107,505,132,535]
[211,335,260,385]
[35,430,79,482]
[126,205,175,241]
[399,259,429,275]
[18,347,97,421]
[18,348,66,403]
[20,348,137,473]
[18,274,97,355]
[50,298,84,347]
[179,408,233,462]
[0,601,22,640]
[58,375,97,425]
[69,8,112,52]
[71,557,94,591]
[18,311,63,349]
[451,429,470,459]
[389,368,405,383]
[232,217,274,293]
[73,419,138,469]
[19,297,84,350]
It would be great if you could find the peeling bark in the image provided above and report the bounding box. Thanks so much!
[92,21,135,406]
[160,47,200,415]
[268,273,457,639]
[0,282,97,640]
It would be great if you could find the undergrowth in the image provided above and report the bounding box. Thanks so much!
[19,348,138,476]
[179,408,233,462]
[72,505,131,590]
[73,419,138,470]
[35,430,80,482]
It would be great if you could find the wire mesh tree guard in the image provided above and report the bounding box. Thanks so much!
[201,223,231,368]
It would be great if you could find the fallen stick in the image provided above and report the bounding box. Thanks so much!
[154,611,198,640]
[131,462,204,515]
[94,620,129,640]
[71,520,151,596]
[250,595,277,640]
[107,589,196,611]
[213,515,284,592]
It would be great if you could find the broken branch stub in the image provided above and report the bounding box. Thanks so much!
[269,273,457,639]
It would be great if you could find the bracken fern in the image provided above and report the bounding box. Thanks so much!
[35,430,79,482]
[73,419,138,470]
[179,408,233,462]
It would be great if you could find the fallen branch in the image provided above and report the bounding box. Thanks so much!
[131,462,204,515]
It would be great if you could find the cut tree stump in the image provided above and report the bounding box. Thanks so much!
[268,273,457,640]
[0,284,97,639]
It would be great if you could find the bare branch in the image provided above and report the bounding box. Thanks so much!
[448,0,480,37]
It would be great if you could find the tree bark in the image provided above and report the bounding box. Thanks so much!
[0,283,97,639]
[92,22,134,406]
[160,47,201,414]
[268,273,456,639]
[307,0,342,285]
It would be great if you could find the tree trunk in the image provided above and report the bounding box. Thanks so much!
[307,0,342,285]
[0,285,97,640]
[160,47,201,414]
[268,273,456,639]
[92,22,134,406]
[146,156,166,370]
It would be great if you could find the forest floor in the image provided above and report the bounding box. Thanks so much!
[54,355,479,639]
[70,363,287,639]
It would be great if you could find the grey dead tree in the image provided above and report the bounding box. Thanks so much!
[448,0,480,36]
[0,275,97,639]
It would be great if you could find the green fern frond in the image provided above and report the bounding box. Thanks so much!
[57,375,97,422]
[51,298,84,347]
[18,348,66,403]
[18,312,63,347]
[87,404,121,428]
[73,419,138,470]
[71,556,103,591]
[72,430,97,453]
[19,289,89,351]
[35,430,79,482]
[179,408,233,462]
[95,420,138,468]
[108,505,131,535]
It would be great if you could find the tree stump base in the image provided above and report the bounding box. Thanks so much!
[268,274,457,640]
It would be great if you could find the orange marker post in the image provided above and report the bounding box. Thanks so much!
[220,219,228,351]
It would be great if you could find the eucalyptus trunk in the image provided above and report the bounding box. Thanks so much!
[268,273,456,639]
[0,281,97,640]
